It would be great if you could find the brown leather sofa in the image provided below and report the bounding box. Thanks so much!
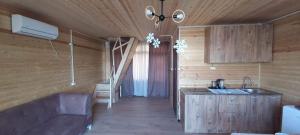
[0,93,92,135]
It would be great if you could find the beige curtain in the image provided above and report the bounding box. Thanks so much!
[133,42,149,97]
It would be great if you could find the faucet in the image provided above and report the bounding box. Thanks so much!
[241,76,253,89]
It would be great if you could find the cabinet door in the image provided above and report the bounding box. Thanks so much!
[205,24,273,63]
[206,26,238,63]
[204,95,219,133]
[257,24,273,62]
[218,95,248,133]
[246,95,281,133]
[185,95,218,133]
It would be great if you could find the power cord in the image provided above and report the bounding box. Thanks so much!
[48,40,59,58]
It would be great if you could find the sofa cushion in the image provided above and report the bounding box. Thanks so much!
[0,94,59,135]
[59,93,92,116]
[25,115,87,135]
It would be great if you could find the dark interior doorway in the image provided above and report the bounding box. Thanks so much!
[148,42,170,97]
[172,49,178,114]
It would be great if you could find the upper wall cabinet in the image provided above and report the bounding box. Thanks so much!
[204,24,273,63]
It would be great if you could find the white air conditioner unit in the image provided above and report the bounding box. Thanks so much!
[11,14,59,40]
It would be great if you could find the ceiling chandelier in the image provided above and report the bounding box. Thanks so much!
[145,0,185,27]
[145,0,187,53]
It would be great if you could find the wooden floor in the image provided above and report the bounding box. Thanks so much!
[84,97,228,135]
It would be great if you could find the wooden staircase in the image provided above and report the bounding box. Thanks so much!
[95,83,110,103]
[94,37,139,108]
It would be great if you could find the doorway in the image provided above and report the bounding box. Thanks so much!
[172,49,178,113]
[119,41,170,98]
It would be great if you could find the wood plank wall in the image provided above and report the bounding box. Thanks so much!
[0,9,106,111]
[178,27,259,88]
[260,14,300,105]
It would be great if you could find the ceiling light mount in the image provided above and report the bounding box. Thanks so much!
[159,14,165,22]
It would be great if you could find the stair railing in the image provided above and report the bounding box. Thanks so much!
[108,66,115,109]
[108,37,137,107]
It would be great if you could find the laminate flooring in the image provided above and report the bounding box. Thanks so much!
[84,97,228,135]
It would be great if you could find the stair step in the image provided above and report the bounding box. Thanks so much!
[96,94,109,98]
[96,91,109,97]
[96,89,110,93]
[96,90,109,93]
[96,98,110,103]
[96,84,110,91]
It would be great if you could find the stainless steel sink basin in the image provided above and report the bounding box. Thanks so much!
[208,89,249,94]
[242,88,268,94]
[208,88,270,94]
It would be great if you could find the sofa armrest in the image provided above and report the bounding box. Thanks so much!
[58,93,92,117]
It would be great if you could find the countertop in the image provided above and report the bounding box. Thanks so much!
[180,87,281,95]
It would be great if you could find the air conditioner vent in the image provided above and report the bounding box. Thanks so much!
[11,14,59,40]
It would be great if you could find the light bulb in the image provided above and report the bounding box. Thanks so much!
[146,9,153,16]
[176,14,184,19]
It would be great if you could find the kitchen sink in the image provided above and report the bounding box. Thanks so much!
[242,88,268,94]
[208,88,270,94]
[208,89,250,94]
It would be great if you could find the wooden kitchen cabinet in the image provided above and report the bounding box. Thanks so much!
[183,94,219,133]
[246,95,282,133]
[216,95,281,133]
[204,24,273,63]
[180,89,282,134]
[218,95,248,133]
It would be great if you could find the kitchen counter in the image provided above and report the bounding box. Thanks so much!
[180,87,281,95]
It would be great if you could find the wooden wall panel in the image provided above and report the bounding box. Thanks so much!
[0,10,106,111]
[261,14,300,105]
[178,27,259,88]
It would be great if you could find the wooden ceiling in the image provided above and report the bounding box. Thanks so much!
[0,0,299,40]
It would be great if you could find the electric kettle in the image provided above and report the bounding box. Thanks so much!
[216,79,225,89]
